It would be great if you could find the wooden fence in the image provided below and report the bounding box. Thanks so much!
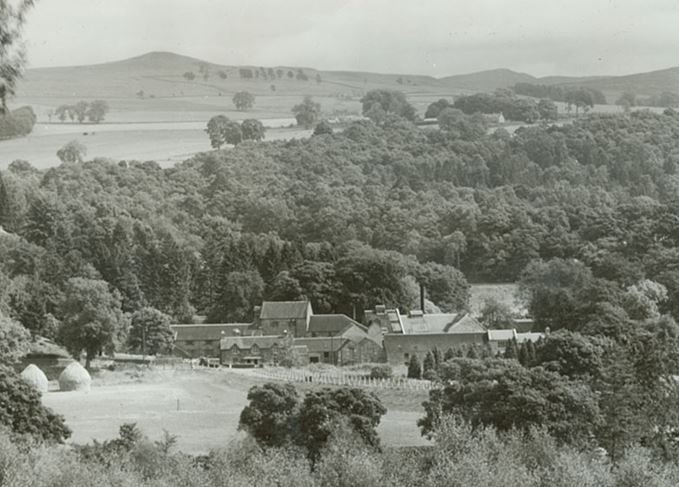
[255,367,440,391]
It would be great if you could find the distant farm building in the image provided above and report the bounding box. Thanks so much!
[171,323,254,358]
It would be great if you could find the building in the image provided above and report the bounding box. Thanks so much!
[220,335,288,366]
[383,331,487,366]
[400,310,483,334]
[257,301,313,337]
[171,323,254,358]
[364,305,404,333]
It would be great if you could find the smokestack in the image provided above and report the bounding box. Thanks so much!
[420,284,425,314]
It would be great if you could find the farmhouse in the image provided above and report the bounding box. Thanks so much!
[171,323,254,358]
[219,335,288,366]
[256,300,312,337]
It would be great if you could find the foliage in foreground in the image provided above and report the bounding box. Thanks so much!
[4,418,679,486]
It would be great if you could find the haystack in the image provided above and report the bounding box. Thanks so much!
[58,361,92,392]
[20,364,49,394]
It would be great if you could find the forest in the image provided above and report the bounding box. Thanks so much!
[2,108,679,342]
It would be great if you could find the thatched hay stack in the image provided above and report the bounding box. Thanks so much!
[58,361,91,392]
[20,364,49,394]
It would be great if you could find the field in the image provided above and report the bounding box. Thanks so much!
[42,367,429,454]
[0,121,312,170]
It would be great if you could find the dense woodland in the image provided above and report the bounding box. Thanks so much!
[2,109,679,339]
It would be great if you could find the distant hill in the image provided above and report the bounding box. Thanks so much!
[12,51,679,119]
[440,68,537,92]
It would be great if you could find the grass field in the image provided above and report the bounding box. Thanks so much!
[42,367,429,454]
[0,123,312,170]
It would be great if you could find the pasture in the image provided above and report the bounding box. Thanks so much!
[42,367,429,454]
[0,122,312,170]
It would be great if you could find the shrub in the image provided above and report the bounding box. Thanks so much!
[369,364,392,379]
[0,365,71,444]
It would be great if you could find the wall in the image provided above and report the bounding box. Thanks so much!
[383,333,487,366]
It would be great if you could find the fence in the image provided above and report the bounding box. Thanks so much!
[255,367,440,391]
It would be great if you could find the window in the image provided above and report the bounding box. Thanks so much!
[323,352,330,359]
[404,353,410,360]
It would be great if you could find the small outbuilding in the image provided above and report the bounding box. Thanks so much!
[20,364,49,394]
[58,361,92,392]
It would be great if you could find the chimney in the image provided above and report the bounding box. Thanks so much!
[420,284,425,314]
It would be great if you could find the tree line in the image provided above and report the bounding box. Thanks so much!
[53,100,109,123]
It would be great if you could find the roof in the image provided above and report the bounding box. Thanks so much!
[220,335,287,350]
[364,307,404,333]
[172,324,253,341]
[487,329,517,341]
[400,312,485,334]
[308,314,367,334]
[293,337,348,352]
[445,314,486,333]
[260,301,311,320]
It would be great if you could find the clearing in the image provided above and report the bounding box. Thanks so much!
[42,367,429,454]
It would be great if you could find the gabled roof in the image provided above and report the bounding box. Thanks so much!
[172,324,253,341]
[308,314,367,334]
[293,337,348,352]
[220,335,286,350]
[445,314,486,333]
[260,301,311,320]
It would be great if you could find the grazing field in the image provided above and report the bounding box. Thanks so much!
[0,122,312,170]
[42,368,429,454]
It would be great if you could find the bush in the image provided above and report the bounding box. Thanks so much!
[0,106,36,139]
[369,364,392,379]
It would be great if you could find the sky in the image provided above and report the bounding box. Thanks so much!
[20,0,679,78]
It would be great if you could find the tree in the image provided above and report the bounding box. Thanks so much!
[437,108,487,140]
[232,91,255,111]
[0,365,71,443]
[0,311,30,365]
[533,330,608,379]
[617,92,637,112]
[56,140,87,163]
[417,262,469,312]
[223,120,243,146]
[0,0,35,114]
[127,307,173,356]
[423,351,435,374]
[537,98,558,121]
[292,96,321,129]
[297,387,386,462]
[72,100,88,123]
[86,99,109,123]
[313,120,333,136]
[58,277,128,369]
[361,89,416,123]
[241,118,265,142]
[419,358,602,445]
[238,382,300,448]
[479,297,515,329]
[407,355,422,379]
[208,270,264,323]
[205,114,229,149]
[182,71,195,81]
[424,98,452,119]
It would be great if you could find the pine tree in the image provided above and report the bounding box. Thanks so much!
[0,172,9,230]
[423,351,435,373]
[444,347,455,361]
[466,345,479,359]
[518,342,530,366]
[432,347,442,368]
[407,355,422,379]
[504,339,519,360]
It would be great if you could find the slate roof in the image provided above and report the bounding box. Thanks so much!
[399,312,486,334]
[172,324,253,341]
[220,335,285,350]
[260,301,311,320]
[308,314,367,334]
[293,337,348,352]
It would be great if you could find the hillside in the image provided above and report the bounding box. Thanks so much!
[11,51,679,125]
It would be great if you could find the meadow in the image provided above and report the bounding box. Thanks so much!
[41,367,428,454]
